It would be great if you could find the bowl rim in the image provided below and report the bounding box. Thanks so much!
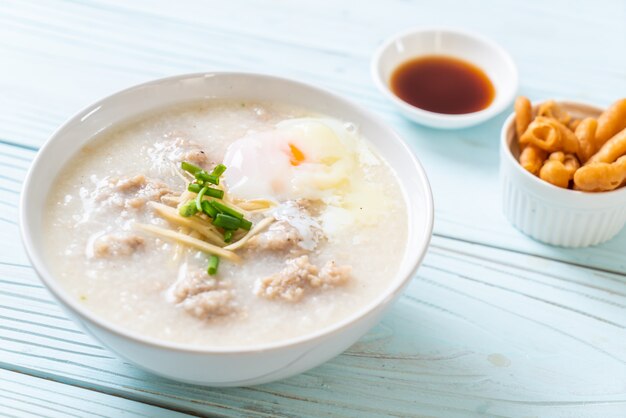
[500,98,626,199]
[371,26,519,124]
[19,71,435,355]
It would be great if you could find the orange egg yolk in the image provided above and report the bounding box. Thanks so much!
[288,143,306,166]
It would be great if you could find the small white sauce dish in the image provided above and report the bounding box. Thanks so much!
[20,72,434,386]
[500,100,626,247]
[372,27,518,128]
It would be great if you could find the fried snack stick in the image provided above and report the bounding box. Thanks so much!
[519,145,546,175]
[520,117,559,150]
[574,117,597,163]
[569,119,581,131]
[537,100,572,125]
[539,152,579,188]
[574,155,626,192]
[587,127,626,164]
[514,96,533,139]
[520,117,579,155]
[595,98,626,148]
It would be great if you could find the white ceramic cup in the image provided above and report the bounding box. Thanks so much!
[372,27,518,128]
[500,100,626,247]
[20,72,434,386]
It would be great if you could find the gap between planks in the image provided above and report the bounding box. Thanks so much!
[431,232,626,277]
[0,367,202,418]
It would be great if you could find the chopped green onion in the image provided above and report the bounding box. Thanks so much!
[181,161,203,176]
[213,213,241,230]
[195,186,209,211]
[179,200,198,217]
[239,218,252,231]
[208,174,219,185]
[182,162,226,186]
[187,183,202,193]
[194,171,208,182]
[204,187,224,199]
[195,171,219,185]
[223,230,233,243]
[207,255,220,275]
[211,201,244,219]
[201,200,217,218]
[194,188,225,215]
[189,184,223,200]
[211,164,227,177]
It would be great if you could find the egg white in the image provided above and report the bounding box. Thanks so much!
[223,117,388,238]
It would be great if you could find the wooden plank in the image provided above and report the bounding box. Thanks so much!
[0,143,33,267]
[0,369,194,418]
[1,232,625,416]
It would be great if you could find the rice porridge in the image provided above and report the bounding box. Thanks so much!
[43,100,408,347]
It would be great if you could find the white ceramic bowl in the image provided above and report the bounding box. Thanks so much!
[500,100,626,247]
[372,27,518,128]
[20,72,434,386]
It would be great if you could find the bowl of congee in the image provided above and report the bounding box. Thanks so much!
[20,73,433,386]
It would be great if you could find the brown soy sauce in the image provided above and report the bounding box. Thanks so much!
[390,55,495,115]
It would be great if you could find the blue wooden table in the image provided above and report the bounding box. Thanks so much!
[1,1,626,416]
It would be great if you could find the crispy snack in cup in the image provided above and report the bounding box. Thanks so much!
[537,100,572,125]
[520,117,559,151]
[520,117,579,155]
[574,155,626,192]
[595,99,626,148]
[514,96,626,192]
[514,96,533,140]
[574,117,598,163]
[539,160,570,188]
[569,119,581,131]
[587,127,626,164]
[562,153,580,172]
[519,145,546,175]
[539,152,579,188]
[557,121,582,159]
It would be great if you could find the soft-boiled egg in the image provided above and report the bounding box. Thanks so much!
[223,117,390,237]
[223,118,357,201]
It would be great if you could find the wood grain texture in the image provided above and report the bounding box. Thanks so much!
[0,369,193,417]
[1,0,626,416]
